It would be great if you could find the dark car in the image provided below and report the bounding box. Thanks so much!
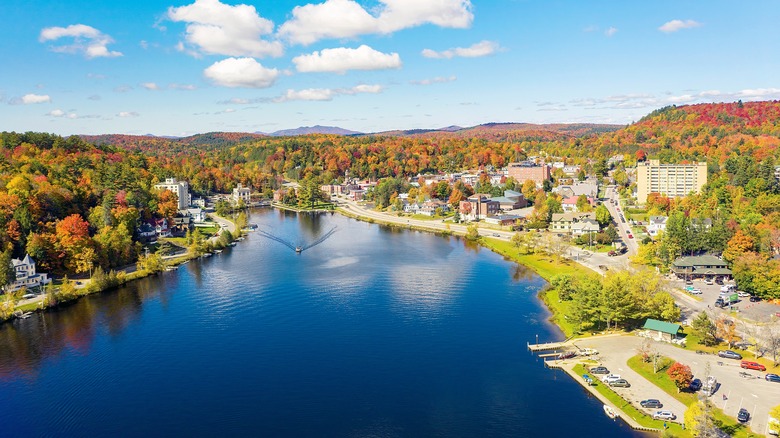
[738,408,750,423]
[609,379,630,388]
[640,399,663,408]
[589,366,609,374]
[750,296,760,302]
[766,374,780,383]
[689,378,702,391]
[718,350,742,360]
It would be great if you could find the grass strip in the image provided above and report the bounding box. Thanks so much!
[572,363,689,436]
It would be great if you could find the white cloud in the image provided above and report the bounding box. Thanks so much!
[293,45,401,73]
[167,0,283,58]
[279,0,473,45]
[203,57,279,88]
[141,82,160,90]
[569,88,780,111]
[274,84,383,102]
[658,19,702,33]
[10,94,52,105]
[169,83,197,90]
[39,24,122,58]
[604,27,618,37]
[114,85,133,93]
[422,40,500,59]
[47,108,77,118]
[410,75,456,85]
[118,111,140,118]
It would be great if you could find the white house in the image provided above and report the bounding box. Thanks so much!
[185,207,207,223]
[647,216,668,237]
[5,254,50,293]
[232,183,251,205]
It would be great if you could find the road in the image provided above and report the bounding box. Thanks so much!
[578,334,780,434]
[603,186,638,256]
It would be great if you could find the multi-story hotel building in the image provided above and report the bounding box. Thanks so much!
[636,160,707,204]
[154,177,191,210]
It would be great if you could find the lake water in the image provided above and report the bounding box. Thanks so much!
[0,209,643,437]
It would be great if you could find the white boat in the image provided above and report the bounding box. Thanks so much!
[603,405,617,419]
[214,250,223,254]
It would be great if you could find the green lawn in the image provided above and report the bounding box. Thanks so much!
[627,355,752,438]
[572,363,689,436]
[681,328,780,372]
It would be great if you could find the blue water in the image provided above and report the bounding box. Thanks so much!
[0,210,642,437]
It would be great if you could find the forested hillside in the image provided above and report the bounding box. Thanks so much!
[1,101,779,289]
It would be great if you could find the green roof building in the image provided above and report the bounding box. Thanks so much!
[642,318,683,342]
[671,255,732,280]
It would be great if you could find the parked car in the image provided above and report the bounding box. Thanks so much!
[705,279,714,285]
[738,408,750,423]
[766,374,780,383]
[627,234,633,239]
[602,374,622,383]
[741,361,766,371]
[688,288,702,295]
[609,379,630,387]
[589,366,609,374]
[738,291,750,298]
[607,250,617,256]
[653,410,676,420]
[685,280,693,285]
[689,378,702,391]
[750,296,761,302]
[718,350,742,360]
[640,399,663,408]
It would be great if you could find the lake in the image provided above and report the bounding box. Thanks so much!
[0,209,643,437]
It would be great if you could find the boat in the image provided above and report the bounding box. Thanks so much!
[16,312,33,319]
[603,405,617,419]
[165,266,178,271]
[214,250,223,254]
[295,246,302,253]
[202,253,212,258]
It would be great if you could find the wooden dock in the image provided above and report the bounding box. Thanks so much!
[527,340,570,352]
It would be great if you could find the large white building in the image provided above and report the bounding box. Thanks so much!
[232,183,251,205]
[636,160,707,204]
[154,177,191,210]
[5,254,50,293]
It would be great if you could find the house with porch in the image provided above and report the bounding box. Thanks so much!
[647,216,668,237]
[549,212,598,235]
[671,255,732,281]
[4,254,51,293]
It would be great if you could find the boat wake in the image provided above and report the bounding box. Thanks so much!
[258,226,338,253]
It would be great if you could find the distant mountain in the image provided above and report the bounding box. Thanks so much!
[266,125,362,137]
[375,122,621,139]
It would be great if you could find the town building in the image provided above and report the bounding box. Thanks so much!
[232,183,251,204]
[646,215,668,237]
[4,254,51,293]
[561,196,594,213]
[490,190,528,211]
[554,181,598,199]
[549,212,599,236]
[484,214,521,226]
[506,162,551,187]
[459,194,500,221]
[154,177,191,210]
[641,319,682,343]
[671,255,732,281]
[636,160,707,204]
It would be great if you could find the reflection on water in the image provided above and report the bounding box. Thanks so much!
[0,209,644,438]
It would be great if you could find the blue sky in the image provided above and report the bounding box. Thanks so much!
[2,0,779,136]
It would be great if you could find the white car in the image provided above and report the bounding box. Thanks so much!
[653,410,676,420]
[688,288,702,295]
[602,374,622,383]
[738,291,750,298]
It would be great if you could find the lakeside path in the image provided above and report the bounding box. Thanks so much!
[336,197,631,276]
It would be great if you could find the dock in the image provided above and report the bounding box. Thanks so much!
[527,335,575,352]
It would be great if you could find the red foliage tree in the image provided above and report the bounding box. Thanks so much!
[666,362,693,392]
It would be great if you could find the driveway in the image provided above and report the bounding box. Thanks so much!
[577,334,780,434]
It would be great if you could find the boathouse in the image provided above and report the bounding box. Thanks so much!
[642,319,682,342]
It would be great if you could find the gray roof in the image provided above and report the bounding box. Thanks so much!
[672,255,728,268]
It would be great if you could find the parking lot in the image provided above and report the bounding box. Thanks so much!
[668,277,780,324]
[576,335,780,435]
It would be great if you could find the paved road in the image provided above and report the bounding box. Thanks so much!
[603,186,638,256]
[577,334,780,434]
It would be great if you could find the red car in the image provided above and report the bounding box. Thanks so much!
[741,360,766,371]
[627,234,633,239]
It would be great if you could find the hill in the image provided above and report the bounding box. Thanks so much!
[266,125,362,137]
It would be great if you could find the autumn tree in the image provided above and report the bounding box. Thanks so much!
[0,249,15,291]
[156,190,179,221]
[595,204,612,228]
[465,224,480,241]
[667,362,693,392]
[716,318,739,348]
